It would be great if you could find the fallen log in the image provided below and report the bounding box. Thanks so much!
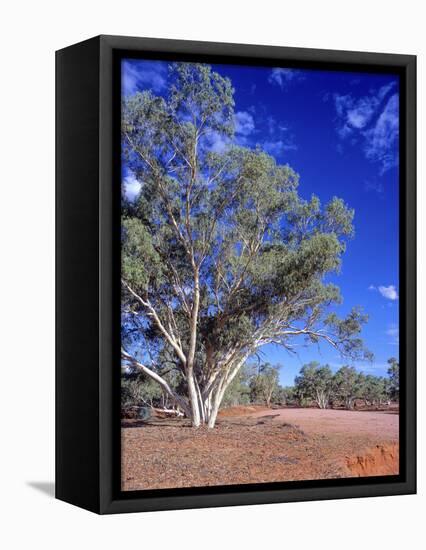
[152,407,184,418]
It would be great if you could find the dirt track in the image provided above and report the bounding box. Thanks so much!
[121,407,399,491]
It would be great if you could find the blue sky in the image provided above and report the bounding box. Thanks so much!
[121,58,400,386]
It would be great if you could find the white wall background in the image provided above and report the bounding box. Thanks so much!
[0,1,423,548]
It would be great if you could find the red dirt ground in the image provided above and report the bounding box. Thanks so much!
[250,407,399,439]
[121,407,399,491]
[218,404,268,417]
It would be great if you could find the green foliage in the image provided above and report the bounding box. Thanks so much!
[169,63,235,137]
[324,307,373,361]
[291,363,395,410]
[121,360,185,411]
[221,363,283,408]
[295,362,334,408]
[387,357,399,400]
[358,374,390,407]
[332,366,364,409]
[121,374,163,408]
[276,386,298,406]
[249,363,280,406]
[222,365,253,407]
[122,218,163,290]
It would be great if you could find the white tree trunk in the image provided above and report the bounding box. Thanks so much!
[316,390,329,409]
[206,382,228,428]
[187,370,201,427]
[184,369,234,428]
[204,359,245,428]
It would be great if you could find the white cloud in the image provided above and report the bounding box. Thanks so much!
[332,83,398,174]
[261,115,297,157]
[234,111,255,136]
[363,94,399,173]
[203,131,231,153]
[122,60,167,96]
[123,173,142,201]
[335,89,388,130]
[202,111,255,152]
[378,285,399,301]
[268,68,305,89]
[263,139,298,156]
[334,83,393,128]
[368,284,399,300]
[386,326,399,337]
[267,115,288,135]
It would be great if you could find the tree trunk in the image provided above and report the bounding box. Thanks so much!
[205,361,244,427]
[184,385,219,428]
[129,356,247,429]
[316,390,329,409]
[187,370,201,427]
[207,393,221,429]
[345,397,354,410]
[183,368,235,428]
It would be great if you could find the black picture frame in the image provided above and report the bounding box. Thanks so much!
[56,35,416,514]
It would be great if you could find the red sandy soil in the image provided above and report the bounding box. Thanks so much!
[250,407,399,439]
[218,404,269,417]
[346,442,399,476]
[121,407,399,491]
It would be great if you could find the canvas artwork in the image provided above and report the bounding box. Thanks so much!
[119,57,400,491]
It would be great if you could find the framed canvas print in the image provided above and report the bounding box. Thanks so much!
[56,35,416,514]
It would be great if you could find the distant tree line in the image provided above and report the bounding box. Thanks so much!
[293,358,399,410]
[122,357,399,415]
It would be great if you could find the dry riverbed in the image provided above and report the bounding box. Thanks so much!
[121,407,399,491]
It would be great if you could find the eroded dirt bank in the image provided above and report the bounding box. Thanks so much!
[345,443,399,476]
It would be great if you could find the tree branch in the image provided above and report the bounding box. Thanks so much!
[121,348,190,415]
[122,279,187,365]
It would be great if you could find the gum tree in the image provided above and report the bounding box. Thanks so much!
[358,374,390,408]
[294,362,334,409]
[333,366,363,410]
[249,363,280,407]
[121,62,371,428]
